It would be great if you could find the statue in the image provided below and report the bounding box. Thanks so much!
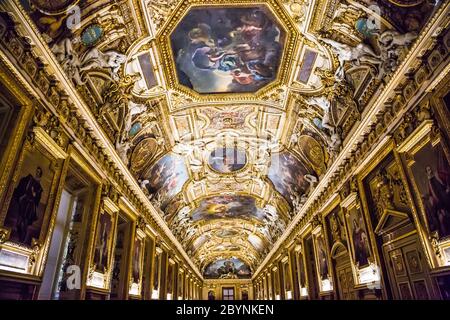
[377,30,418,78]
[378,30,417,50]
[124,102,148,133]
[374,169,395,218]
[80,48,127,80]
[321,38,381,80]
[51,37,84,85]
[306,96,335,133]
[98,73,140,117]
[330,213,342,243]
[304,174,318,194]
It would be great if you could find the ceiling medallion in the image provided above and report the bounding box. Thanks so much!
[208,147,247,174]
[156,0,300,102]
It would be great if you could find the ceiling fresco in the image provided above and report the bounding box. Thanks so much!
[142,153,190,210]
[22,0,436,277]
[208,147,247,173]
[170,6,285,94]
[191,195,264,223]
[204,257,252,279]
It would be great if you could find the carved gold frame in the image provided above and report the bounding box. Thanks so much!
[0,127,67,277]
[128,225,146,298]
[340,190,377,288]
[396,119,450,268]
[312,196,339,295]
[86,196,119,292]
[156,0,300,103]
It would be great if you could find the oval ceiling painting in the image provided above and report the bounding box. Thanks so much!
[268,152,313,205]
[142,153,189,209]
[208,147,247,173]
[204,258,252,279]
[171,6,285,94]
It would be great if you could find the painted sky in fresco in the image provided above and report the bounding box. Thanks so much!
[191,195,264,222]
[208,147,247,173]
[144,153,189,208]
[204,257,252,279]
[267,152,311,204]
[171,6,285,94]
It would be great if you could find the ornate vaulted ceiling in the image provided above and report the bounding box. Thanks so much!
[17,0,436,278]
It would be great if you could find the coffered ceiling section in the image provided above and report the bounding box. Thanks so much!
[19,0,433,278]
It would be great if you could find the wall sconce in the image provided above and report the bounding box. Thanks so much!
[151,289,159,299]
[286,291,293,300]
[300,287,308,297]
[167,293,173,300]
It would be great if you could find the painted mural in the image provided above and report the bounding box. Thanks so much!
[410,142,450,238]
[191,195,264,222]
[143,153,189,208]
[267,152,312,204]
[171,6,285,94]
[208,147,247,173]
[204,258,252,279]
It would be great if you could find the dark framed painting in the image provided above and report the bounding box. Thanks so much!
[346,206,372,268]
[407,139,450,239]
[0,94,21,165]
[167,262,174,295]
[314,233,330,282]
[131,237,143,284]
[295,248,307,293]
[2,140,62,247]
[93,210,114,273]
[153,252,160,291]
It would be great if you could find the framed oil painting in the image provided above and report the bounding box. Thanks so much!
[346,206,372,269]
[166,261,174,296]
[396,118,450,267]
[295,247,308,297]
[403,133,450,239]
[131,237,144,285]
[313,231,332,292]
[1,139,62,247]
[191,195,265,222]
[282,259,292,296]
[93,210,114,273]
[0,94,21,169]
[143,153,189,209]
[267,152,314,206]
[208,147,247,173]
[152,250,161,293]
